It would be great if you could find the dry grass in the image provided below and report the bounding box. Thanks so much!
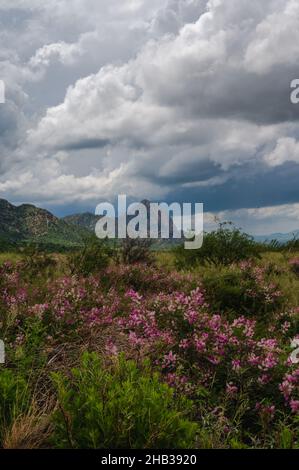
[43,324,141,375]
[0,252,23,265]
[3,402,53,449]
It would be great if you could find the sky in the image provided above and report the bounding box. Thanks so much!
[0,0,299,235]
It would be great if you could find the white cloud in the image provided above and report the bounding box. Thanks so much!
[24,0,299,193]
[264,137,299,167]
[29,42,83,68]
[1,0,299,235]
[244,0,299,74]
[205,202,299,236]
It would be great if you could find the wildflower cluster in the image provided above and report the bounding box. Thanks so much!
[0,258,298,447]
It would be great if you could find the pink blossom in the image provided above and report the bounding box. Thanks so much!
[290,400,299,414]
[226,383,238,397]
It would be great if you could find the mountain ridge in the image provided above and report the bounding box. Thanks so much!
[1,198,299,249]
[254,230,299,243]
[0,198,90,250]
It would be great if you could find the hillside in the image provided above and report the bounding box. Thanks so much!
[3,197,298,251]
[63,200,179,249]
[63,212,101,232]
[0,198,90,250]
[254,230,299,244]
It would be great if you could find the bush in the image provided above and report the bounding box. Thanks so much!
[202,264,284,317]
[51,353,198,449]
[0,369,30,443]
[19,245,57,279]
[68,239,112,276]
[174,223,260,269]
[285,238,299,252]
[119,238,153,265]
[289,258,299,276]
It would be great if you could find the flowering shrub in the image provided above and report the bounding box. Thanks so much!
[279,367,299,414]
[202,262,284,317]
[289,258,299,276]
[0,258,298,448]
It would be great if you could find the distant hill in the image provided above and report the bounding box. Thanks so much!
[3,197,298,251]
[0,198,90,251]
[63,200,178,249]
[254,230,299,244]
[63,212,101,232]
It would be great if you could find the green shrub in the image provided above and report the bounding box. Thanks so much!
[51,353,197,449]
[68,239,112,276]
[20,244,57,279]
[119,238,153,265]
[0,236,17,253]
[174,223,260,269]
[289,258,299,276]
[0,369,30,442]
[13,318,48,375]
[202,266,284,317]
[285,237,299,252]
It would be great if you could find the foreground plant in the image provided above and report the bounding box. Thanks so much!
[51,353,198,449]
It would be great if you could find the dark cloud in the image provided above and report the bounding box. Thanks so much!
[1,0,299,234]
[61,138,110,151]
[166,162,299,212]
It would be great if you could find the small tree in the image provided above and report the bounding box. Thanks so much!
[119,238,153,265]
[68,237,112,276]
[20,243,57,279]
[174,222,260,269]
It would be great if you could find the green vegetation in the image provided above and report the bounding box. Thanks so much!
[118,238,153,265]
[174,223,261,269]
[67,238,112,276]
[52,353,197,449]
[0,228,299,449]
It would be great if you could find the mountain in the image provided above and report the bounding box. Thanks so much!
[254,230,299,243]
[5,196,297,252]
[63,200,177,241]
[0,198,90,250]
[63,212,101,232]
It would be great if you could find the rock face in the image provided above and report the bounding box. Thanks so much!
[63,213,101,233]
[0,199,89,249]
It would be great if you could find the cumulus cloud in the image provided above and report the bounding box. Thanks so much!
[29,42,83,68]
[264,137,299,167]
[28,0,299,151]
[244,0,299,74]
[205,202,299,236]
[1,0,299,234]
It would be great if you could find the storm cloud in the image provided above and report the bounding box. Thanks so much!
[1,0,299,234]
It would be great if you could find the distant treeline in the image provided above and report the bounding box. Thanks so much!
[256,237,299,252]
[1,230,299,255]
